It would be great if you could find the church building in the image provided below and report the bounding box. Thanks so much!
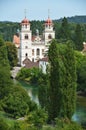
[13,16,55,67]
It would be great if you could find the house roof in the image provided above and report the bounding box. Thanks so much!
[23,58,39,68]
[39,57,48,62]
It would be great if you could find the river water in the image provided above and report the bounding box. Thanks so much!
[18,80,86,126]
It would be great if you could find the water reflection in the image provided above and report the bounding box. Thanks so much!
[72,96,86,126]
[19,81,39,105]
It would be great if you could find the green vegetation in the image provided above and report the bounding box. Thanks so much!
[0,15,86,129]
[0,37,13,99]
[75,51,86,93]
[47,40,77,121]
[6,41,18,68]
[58,17,71,40]
[16,67,42,85]
[74,24,83,50]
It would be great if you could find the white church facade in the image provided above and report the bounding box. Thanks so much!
[13,16,55,67]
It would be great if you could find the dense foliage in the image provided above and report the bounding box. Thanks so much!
[2,84,37,118]
[75,51,86,93]
[48,40,77,121]
[0,38,37,119]
[16,67,42,84]
[6,41,18,68]
[73,24,83,50]
[0,37,13,99]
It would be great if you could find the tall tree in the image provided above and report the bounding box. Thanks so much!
[0,38,12,99]
[48,40,77,121]
[58,17,70,40]
[48,39,60,121]
[5,42,18,68]
[74,24,83,51]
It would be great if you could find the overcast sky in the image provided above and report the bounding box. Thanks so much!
[0,0,86,22]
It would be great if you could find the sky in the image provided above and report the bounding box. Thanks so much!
[0,0,86,22]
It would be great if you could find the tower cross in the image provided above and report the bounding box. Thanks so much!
[48,9,50,18]
[24,9,27,18]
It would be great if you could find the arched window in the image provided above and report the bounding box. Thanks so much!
[36,48,40,56]
[48,34,52,39]
[25,34,28,39]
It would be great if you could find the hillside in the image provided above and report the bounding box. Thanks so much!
[57,15,86,23]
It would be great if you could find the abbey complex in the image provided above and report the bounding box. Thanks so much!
[13,16,55,67]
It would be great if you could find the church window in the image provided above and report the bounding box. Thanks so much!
[25,34,28,39]
[32,49,34,56]
[37,48,40,56]
[48,34,52,39]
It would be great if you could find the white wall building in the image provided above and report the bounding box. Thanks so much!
[14,16,55,66]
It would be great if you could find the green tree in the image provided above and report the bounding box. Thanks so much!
[48,39,60,121]
[58,17,70,40]
[0,117,9,130]
[2,84,37,118]
[75,51,86,92]
[48,40,77,121]
[6,41,18,68]
[0,38,13,99]
[27,108,47,129]
[59,42,77,119]
[74,24,83,51]
[38,73,49,109]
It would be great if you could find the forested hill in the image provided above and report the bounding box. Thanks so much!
[57,15,86,23]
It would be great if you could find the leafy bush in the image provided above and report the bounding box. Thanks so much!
[2,84,37,118]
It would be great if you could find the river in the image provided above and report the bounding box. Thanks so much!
[18,80,86,126]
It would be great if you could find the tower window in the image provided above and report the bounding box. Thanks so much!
[37,48,40,56]
[48,34,52,39]
[25,34,28,39]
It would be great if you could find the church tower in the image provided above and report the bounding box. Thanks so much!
[43,15,55,45]
[20,17,32,66]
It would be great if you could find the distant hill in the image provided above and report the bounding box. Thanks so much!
[56,15,86,23]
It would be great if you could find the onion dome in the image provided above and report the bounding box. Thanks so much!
[21,17,30,25]
[45,17,53,26]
